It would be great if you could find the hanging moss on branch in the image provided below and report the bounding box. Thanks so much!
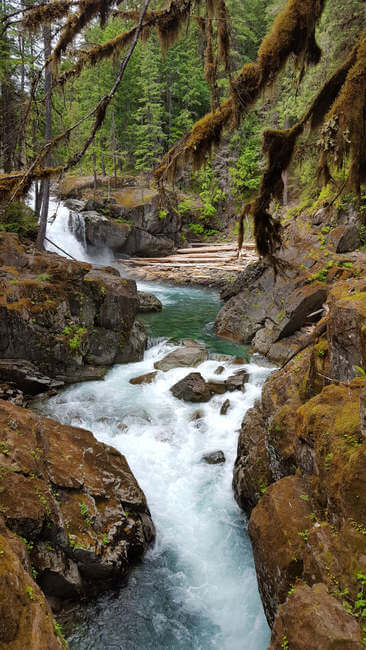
[155,0,326,187]
[22,0,75,31]
[319,29,366,197]
[52,0,117,66]
[238,33,364,262]
[58,0,193,85]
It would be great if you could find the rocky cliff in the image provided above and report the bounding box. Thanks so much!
[61,178,181,257]
[216,204,363,363]
[0,399,155,646]
[0,232,146,395]
[230,209,366,647]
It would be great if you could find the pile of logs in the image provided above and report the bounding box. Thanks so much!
[118,242,256,272]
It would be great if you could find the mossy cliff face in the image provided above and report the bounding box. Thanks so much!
[0,233,146,391]
[233,284,366,648]
[0,399,155,619]
[0,516,65,648]
[216,207,364,362]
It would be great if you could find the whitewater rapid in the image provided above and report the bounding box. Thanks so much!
[34,197,271,648]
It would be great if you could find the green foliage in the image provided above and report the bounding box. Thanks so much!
[0,201,38,241]
[188,223,204,235]
[54,620,68,648]
[229,115,262,202]
[79,501,92,527]
[354,366,366,378]
[158,209,168,220]
[26,585,35,601]
[62,325,87,351]
[281,634,289,649]
[298,530,309,542]
[0,441,9,455]
[37,274,51,282]
[177,198,195,216]
[308,268,329,283]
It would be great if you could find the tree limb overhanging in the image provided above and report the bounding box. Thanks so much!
[1,0,365,267]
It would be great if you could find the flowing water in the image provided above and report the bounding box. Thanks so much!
[35,200,271,649]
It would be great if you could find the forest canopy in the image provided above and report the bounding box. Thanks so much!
[0,0,365,257]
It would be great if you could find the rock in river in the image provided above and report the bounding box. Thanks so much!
[137,291,163,313]
[202,450,226,464]
[170,372,211,402]
[129,371,158,385]
[154,345,207,371]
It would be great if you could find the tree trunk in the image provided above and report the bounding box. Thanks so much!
[36,23,52,250]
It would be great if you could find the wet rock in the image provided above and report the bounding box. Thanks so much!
[63,198,86,211]
[220,398,230,415]
[0,383,25,406]
[202,450,225,464]
[170,372,211,402]
[327,281,366,381]
[0,516,64,649]
[116,320,148,363]
[0,400,155,604]
[124,229,174,257]
[327,224,360,253]
[129,371,158,385]
[225,369,249,391]
[207,379,227,394]
[214,365,225,375]
[233,406,273,516]
[269,584,363,649]
[208,353,234,362]
[80,211,131,252]
[0,360,64,395]
[248,475,312,625]
[154,346,207,371]
[137,291,163,313]
[0,233,142,387]
[190,409,204,421]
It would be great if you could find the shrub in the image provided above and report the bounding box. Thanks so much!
[0,201,38,241]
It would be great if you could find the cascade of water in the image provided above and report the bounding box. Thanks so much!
[45,195,113,265]
[29,191,271,649]
[34,276,271,650]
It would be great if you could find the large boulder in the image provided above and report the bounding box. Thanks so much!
[137,291,163,313]
[248,475,312,625]
[269,584,363,649]
[0,400,155,605]
[170,372,211,402]
[0,233,144,386]
[233,406,273,516]
[154,345,207,371]
[327,280,366,381]
[0,516,65,648]
[66,184,181,257]
[327,224,361,253]
[76,211,131,252]
[0,360,63,395]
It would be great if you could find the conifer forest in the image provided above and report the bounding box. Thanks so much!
[0,0,365,648]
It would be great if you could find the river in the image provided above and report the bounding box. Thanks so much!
[35,199,271,649]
